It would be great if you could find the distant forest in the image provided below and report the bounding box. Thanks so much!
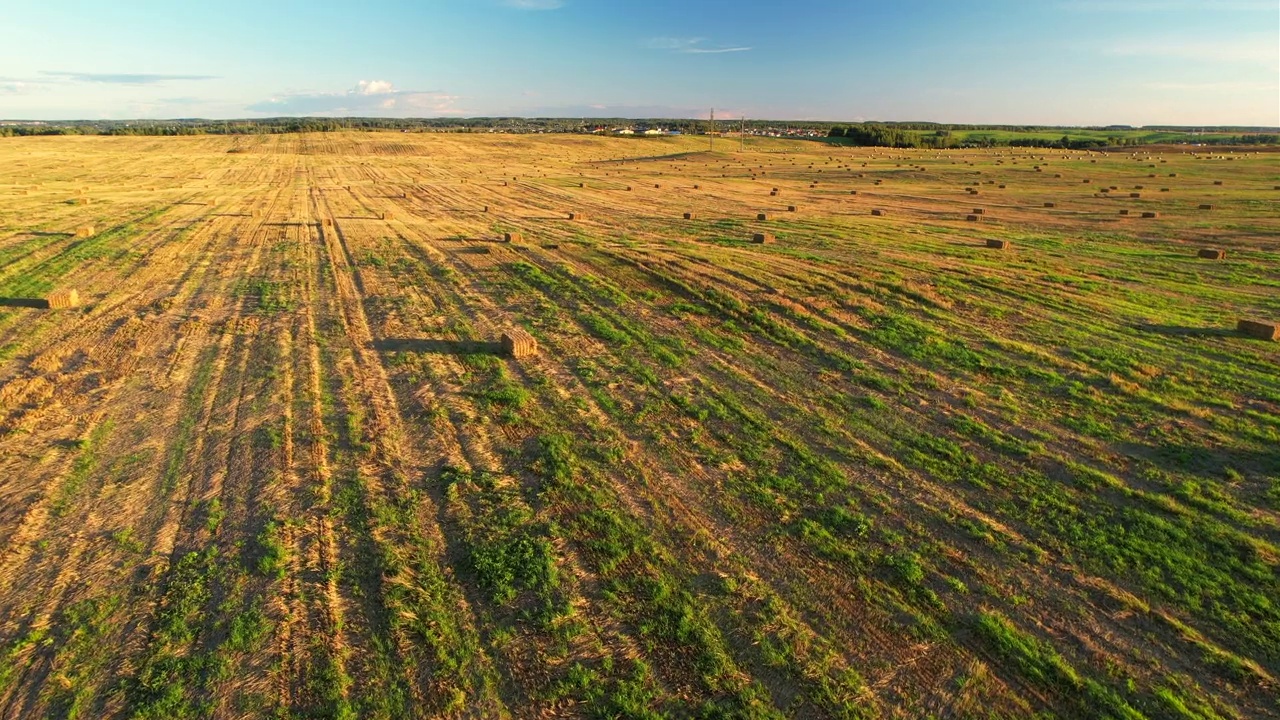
[1,116,1276,147]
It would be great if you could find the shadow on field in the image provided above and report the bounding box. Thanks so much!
[374,338,503,356]
[1122,440,1280,477]
[1133,323,1237,338]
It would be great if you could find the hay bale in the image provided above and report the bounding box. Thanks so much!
[568,212,584,221]
[654,183,661,188]
[323,218,333,227]
[504,232,521,243]
[75,225,94,238]
[787,205,797,212]
[972,208,985,214]
[986,239,1009,250]
[1130,193,1141,198]
[1214,180,1223,185]
[502,328,538,357]
[998,184,1006,189]
[1044,202,1056,208]
[76,198,89,205]
[757,213,770,221]
[1238,319,1279,341]
[871,209,886,216]
[1141,212,1159,218]
[1169,173,1177,177]
[45,289,79,309]
[752,233,775,244]
[1198,248,1225,260]
[849,190,858,195]
[542,243,560,250]
[683,212,695,220]
[1160,188,1170,192]
[693,184,700,189]
[966,214,981,222]
[382,212,394,220]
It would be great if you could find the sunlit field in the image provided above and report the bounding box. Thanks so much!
[0,132,1276,719]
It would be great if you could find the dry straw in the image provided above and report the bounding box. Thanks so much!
[1238,320,1278,341]
[502,328,538,358]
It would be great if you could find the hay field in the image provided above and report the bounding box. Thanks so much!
[0,132,1277,719]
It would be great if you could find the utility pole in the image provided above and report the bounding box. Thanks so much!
[709,108,715,152]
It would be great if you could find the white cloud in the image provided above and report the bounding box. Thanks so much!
[644,37,704,51]
[39,71,219,85]
[354,79,395,95]
[643,37,752,54]
[502,0,564,9]
[685,46,752,54]
[0,81,35,95]
[1106,36,1278,64]
[248,80,462,116]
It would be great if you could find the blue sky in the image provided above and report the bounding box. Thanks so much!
[1,0,1276,124]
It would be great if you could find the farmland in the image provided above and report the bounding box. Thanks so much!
[0,131,1276,719]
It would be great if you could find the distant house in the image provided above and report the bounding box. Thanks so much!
[642,128,665,136]
[613,128,635,135]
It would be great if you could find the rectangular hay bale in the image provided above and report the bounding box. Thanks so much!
[1198,248,1225,260]
[502,328,539,357]
[752,233,775,244]
[986,239,1009,250]
[1238,319,1278,341]
[45,289,79,309]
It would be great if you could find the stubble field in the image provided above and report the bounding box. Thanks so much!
[0,132,1277,719]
